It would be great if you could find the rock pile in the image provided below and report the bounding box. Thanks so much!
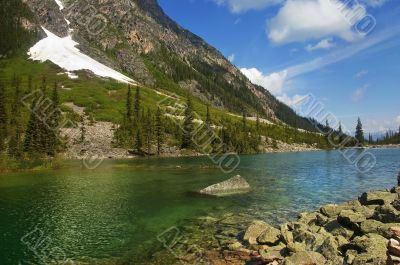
[169,187,400,265]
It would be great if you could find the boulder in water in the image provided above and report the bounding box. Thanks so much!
[199,175,250,196]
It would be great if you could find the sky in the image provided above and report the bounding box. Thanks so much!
[158,0,400,135]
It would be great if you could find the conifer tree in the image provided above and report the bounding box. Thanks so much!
[143,109,153,154]
[0,83,8,153]
[355,117,365,145]
[242,111,247,132]
[134,87,141,120]
[155,107,163,156]
[256,114,260,132]
[181,96,194,149]
[205,105,211,130]
[126,86,132,121]
[134,126,143,152]
[8,80,23,157]
[24,96,39,155]
[48,82,61,155]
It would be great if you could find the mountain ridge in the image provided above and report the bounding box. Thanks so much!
[2,0,319,132]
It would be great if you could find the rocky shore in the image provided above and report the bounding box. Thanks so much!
[156,184,400,265]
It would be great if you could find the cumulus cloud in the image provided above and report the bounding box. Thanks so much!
[213,0,283,13]
[267,0,367,44]
[352,85,368,102]
[355,70,368,78]
[305,38,336,51]
[228,53,236,62]
[240,68,288,95]
[240,67,309,107]
[363,116,400,133]
[277,94,308,107]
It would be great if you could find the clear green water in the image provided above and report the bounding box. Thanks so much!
[1,149,399,264]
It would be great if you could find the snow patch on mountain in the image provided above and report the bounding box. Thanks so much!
[28,27,135,84]
[54,0,64,10]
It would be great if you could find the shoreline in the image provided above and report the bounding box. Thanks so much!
[3,146,400,174]
[159,183,400,265]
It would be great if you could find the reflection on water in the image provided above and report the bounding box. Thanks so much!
[0,149,399,264]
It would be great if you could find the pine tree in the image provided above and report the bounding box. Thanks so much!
[0,83,8,153]
[242,111,247,132]
[143,109,153,154]
[134,87,141,120]
[133,126,143,152]
[338,122,345,144]
[8,80,23,157]
[47,82,61,155]
[24,96,39,155]
[155,107,163,156]
[181,96,194,149]
[355,117,365,145]
[205,105,211,130]
[126,86,132,121]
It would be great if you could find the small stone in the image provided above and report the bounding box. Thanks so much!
[359,191,397,206]
[257,226,281,246]
[338,210,367,230]
[243,220,270,245]
[345,249,358,265]
[373,204,400,223]
[282,251,326,265]
[388,240,400,256]
[390,227,400,238]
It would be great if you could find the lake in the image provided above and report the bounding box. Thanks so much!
[1,148,399,264]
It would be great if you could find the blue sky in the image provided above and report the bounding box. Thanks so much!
[158,0,400,134]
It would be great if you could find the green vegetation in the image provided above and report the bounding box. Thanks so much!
[370,127,400,145]
[0,0,36,58]
[0,54,343,169]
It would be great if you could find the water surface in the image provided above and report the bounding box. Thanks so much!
[0,149,399,264]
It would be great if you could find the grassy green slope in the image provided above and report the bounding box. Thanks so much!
[0,56,331,151]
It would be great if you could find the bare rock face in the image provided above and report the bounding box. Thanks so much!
[199,175,250,196]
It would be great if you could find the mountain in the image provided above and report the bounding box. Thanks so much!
[2,0,317,132]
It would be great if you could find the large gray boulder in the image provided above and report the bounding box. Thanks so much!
[199,175,250,196]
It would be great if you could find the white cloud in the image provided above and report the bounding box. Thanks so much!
[305,38,336,51]
[213,0,283,13]
[285,25,400,78]
[355,70,368,78]
[352,85,368,102]
[277,94,308,107]
[228,53,236,62]
[240,68,288,95]
[363,116,400,133]
[240,67,309,107]
[267,0,367,44]
[359,0,391,7]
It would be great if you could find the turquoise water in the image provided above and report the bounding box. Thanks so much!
[0,149,399,264]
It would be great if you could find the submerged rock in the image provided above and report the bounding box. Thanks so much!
[199,175,250,196]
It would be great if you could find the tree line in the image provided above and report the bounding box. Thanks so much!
[0,75,62,159]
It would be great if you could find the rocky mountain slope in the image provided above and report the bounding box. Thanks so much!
[11,0,317,132]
